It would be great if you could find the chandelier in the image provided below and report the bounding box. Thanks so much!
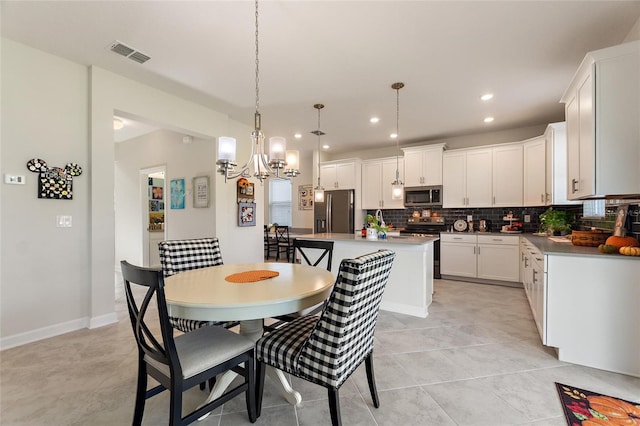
[216,0,300,183]
[312,104,325,203]
[391,82,404,200]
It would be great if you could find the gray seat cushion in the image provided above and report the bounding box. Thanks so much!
[146,325,254,379]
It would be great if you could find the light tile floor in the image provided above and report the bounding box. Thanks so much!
[2,278,639,425]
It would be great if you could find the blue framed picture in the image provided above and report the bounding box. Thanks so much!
[170,178,185,209]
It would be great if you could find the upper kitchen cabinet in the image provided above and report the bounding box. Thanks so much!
[544,122,581,205]
[443,148,492,208]
[492,144,523,206]
[361,157,405,210]
[319,159,361,190]
[523,136,546,206]
[401,143,446,187]
[561,40,640,199]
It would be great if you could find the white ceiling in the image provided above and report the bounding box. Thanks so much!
[2,1,639,154]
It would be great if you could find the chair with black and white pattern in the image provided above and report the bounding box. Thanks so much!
[255,249,396,426]
[158,237,238,333]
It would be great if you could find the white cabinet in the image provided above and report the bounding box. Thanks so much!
[440,234,477,278]
[477,235,519,282]
[441,233,519,283]
[401,144,445,187]
[319,159,360,190]
[544,122,580,206]
[561,40,640,199]
[492,144,523,206]
[520,237,546,343]
[523,136,546,206]
[442,148,492,207]
[361,158,404,209]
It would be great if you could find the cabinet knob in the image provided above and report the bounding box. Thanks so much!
[571,178,578,193]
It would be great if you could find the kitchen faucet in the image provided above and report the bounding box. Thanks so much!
[375,209,386,227]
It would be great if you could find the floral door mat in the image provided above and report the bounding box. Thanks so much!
[225,270,279,283]
[556,382,640,425]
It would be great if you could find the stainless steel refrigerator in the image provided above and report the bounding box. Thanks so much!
[314,189,355,234]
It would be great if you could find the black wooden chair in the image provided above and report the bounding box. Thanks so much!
[255,250,396,426]
[275,226,294,262]
[264,226,277,260]
[265,239,334,331]
[120,261,257,426]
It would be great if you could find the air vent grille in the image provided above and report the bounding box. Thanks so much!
[128,51,151,64]
[109,41,151,64]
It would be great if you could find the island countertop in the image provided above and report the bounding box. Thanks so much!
[523,234,640,260]
[295,233,438,245]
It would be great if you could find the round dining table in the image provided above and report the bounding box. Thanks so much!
[164,262,336,411]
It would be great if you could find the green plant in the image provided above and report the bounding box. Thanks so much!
[365,214,389,233]
[539,208,574,234]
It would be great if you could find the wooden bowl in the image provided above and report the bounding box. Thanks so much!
[571,230,612,247]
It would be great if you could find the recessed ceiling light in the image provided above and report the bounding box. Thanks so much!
[294,133,302,139]
[481,93,494,101]
[483,117,494,123]
[390,133,398,139]
[370,117,380,124]
[322,144,330,150]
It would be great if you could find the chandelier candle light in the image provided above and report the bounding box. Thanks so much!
[312,103,325,203]
[391,82,404,200]
[216,0,299,183]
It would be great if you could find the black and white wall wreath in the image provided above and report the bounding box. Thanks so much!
[26,158,83,200]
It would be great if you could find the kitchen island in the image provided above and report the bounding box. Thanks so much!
[296,233,438,318]
[522,235,640,378]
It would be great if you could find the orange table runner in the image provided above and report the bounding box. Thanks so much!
[225,270,280,283]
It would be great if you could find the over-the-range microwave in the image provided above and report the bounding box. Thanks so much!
[404,186,443,207]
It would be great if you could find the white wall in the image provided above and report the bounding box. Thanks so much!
[114,129,218,267]
[1,39,261,349]
[624,15,640,42]
[1,38,91,344]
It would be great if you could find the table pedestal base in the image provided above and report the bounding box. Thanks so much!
[197,319,301,421]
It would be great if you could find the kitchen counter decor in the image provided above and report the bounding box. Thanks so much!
[570,229,611,247]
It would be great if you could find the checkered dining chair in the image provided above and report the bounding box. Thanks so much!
[158,237,238,333]
[255,249,396,426]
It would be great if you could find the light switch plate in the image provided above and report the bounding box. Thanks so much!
[4,174,25,184]
[524,215,531,223]
[466,215,473,221]
[56,215,72,228]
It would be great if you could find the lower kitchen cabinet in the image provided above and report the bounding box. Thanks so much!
[520,238,546,343]
[441,233,519,283]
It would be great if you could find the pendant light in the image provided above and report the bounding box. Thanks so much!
[391,82,404,200]
[216,0,299,182]
[312,103,325,203]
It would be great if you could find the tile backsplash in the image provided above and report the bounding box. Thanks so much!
[365,203,638,235]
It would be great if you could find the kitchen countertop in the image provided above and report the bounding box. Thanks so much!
[523,234,639,260]
[295,233,438,246]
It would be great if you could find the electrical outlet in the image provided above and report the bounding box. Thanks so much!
[524,215,531,223]
[466,215,473,221]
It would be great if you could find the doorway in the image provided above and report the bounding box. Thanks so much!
[141,166,166,267]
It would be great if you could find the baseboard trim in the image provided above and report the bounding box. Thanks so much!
[89,312,118,329]
[441,275,523,288]
[380,301,429,319]
[0,317,89,351]
[1,311,118,351]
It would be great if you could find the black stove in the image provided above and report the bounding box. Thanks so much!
[401,216,445,278]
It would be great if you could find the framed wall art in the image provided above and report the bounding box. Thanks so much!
[193,175,210,208]
[170,178,185,209]
[238,202,256,227]
[298,184,313,210]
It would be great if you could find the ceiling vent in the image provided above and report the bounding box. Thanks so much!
[109,41,150,64]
